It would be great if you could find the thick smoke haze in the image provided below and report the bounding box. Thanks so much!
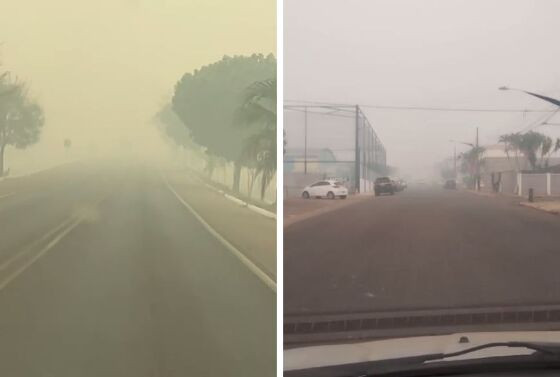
[285,0,560,180]
[0,0,275,173]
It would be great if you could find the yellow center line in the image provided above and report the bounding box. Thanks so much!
[0,216,75,272]
[0,192,15,200]
[0,194,110,292]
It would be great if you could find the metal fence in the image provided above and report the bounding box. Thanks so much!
[283,104,386,197]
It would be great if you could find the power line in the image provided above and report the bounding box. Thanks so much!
[284,106,355,119]
[285,99,553,113]
[517,108,560,134]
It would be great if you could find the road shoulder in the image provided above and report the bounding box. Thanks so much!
[162,169,276,281]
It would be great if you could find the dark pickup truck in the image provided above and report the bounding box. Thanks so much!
[374,177,395,196]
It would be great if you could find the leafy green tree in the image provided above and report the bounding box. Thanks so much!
[171,54,276,191]
[155,103,192,148]
[459,146,485,188]
[0,75,44,175]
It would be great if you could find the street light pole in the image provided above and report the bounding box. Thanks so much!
[499,86,560,107]
[454,145,457,180]
[476,127,480,191]
[355,105,360,194]
[450,135,478,190]
[304,106,308,175]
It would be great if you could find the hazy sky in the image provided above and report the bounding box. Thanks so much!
[285,0,560,179]
[0,0,275,164]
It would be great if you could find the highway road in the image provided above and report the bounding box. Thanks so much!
[284,186,560,316]
[0,161,275,377]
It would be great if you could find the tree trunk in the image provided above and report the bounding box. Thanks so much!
[233,160,242,193]
[260,173,266,200]
[248,169,256,198]
[0,143,5,177]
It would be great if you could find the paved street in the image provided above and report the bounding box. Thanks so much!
[0,161,275,377]
[284,186,560,316]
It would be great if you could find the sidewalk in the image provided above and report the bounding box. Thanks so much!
[284,194,374,228]
[520,200,560,215]
[164,169,276,280]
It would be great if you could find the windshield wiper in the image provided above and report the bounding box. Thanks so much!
[408,341,560,362]
[356,341,560,377]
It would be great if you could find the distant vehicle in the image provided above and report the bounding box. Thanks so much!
[444,179,457,189]
[302,180,348,199]
[394,178,407,192]
[374,176,395,196]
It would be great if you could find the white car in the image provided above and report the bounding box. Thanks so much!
[302,180,348,199]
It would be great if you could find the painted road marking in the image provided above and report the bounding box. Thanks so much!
[0,217,74,272]
[162,173,276,293]
[0,195,108,292]
[0,217,83,292]
[0,192,15,200]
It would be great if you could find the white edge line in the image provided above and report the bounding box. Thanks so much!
[162,173,276,293]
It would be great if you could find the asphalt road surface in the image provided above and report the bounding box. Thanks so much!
[285,186,560,315]
[0,161,275,377]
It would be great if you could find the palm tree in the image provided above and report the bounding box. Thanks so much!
[235,78,276,130]
[498,131,560,171]
[498,133,523,170]
[235,78,276,200]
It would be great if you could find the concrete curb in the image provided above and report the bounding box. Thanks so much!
[188,171,276,220]
[224,193,247,207]
[520,201,560,215]
[247,204,276,219]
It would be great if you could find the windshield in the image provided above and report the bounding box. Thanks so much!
[0,1,276,376]
[283,0,560,367]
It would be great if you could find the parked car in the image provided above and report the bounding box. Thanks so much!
[444,179,457,189]
[374,176,395,196]
[302,180,348,199]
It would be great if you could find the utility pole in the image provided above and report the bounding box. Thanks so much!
[475,127,480,191]
[304,106,308,175]
[355,105,360,193]
[453,145,457,180]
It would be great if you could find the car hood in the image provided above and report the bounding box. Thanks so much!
[284,330,560,371]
